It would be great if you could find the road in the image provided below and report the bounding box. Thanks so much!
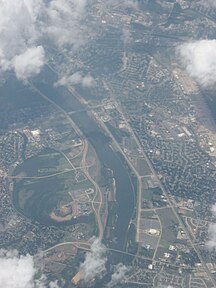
[43,239,187,271]
[113,103,216,287]
[30,82,104,241]
[31,71,215,286]
[99,81,216,286]
[80,138,104,241]
[7,167,82,180]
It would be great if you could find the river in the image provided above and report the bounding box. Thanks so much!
[4,66,136,251]
[34,67,136,250]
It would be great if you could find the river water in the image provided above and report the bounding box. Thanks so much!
[71,111,135,250]
[6,66,135,251]
[35,67,136,250]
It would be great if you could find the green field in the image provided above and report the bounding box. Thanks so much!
[156,208,179,250]
[14,148,71,178]
[12,148,92,225]
[140,210,156,219]
[136,158,152,176]
[141,178,166,208]
[14,173,74,224]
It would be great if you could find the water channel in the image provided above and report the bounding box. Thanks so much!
[36,67,136,250]
[8,66,136,251]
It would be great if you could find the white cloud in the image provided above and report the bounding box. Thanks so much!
[0,0,44,74]
[124,0,138,9]
[212,203,216,216]
[177,40,216,88]
[55,72,83,87]
[13,46,45,82]
[0,249,44,288]
[0,0,88,81]
[198,0,216,8]
[55,72,95,88]
[0,249,59,288]
[122,28,132,45]
[156,285,174,288]
[45,0,87,48]
[108,263,128,287]
[48,280,60,288]
[82,74,95,87]
[206,223,216,250]
[0,0,142,82]
[107,0,138,9]
[80,238,107,282]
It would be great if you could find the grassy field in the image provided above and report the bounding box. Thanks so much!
[141,178,167,208]
[140,210,156,219]
[156,207,179,250]
[14,172,73,223]
[14,148,71,178]
[126,223,138,254]
[136,158,152,176]
[12,148,93,225]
